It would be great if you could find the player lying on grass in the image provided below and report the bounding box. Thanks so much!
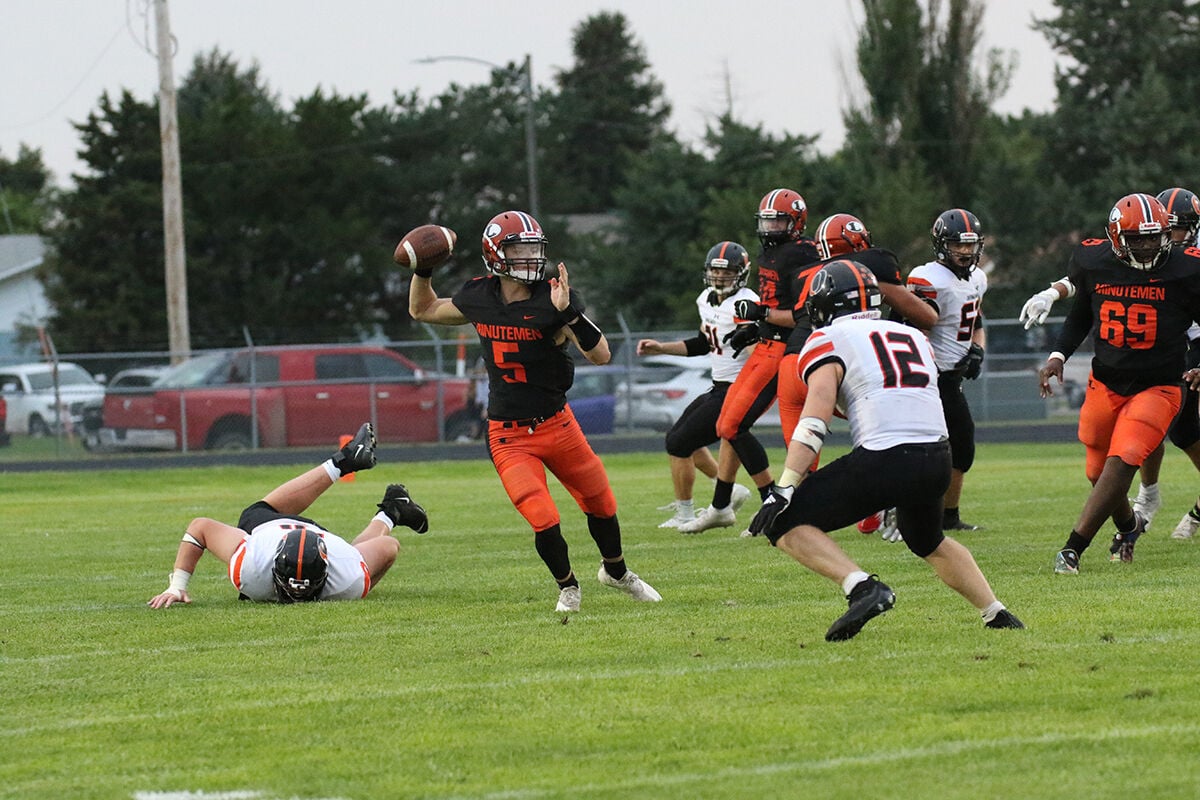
[147,422,429,607]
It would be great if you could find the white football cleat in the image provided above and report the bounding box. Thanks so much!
[555,585,581,612]
[1171,512,1200,541]
[677,505,736,534]
[658,513,695,529]
[597,564,661,602]
[729,484,752,512]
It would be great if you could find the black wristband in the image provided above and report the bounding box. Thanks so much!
[559,302,582,325]
[568,314,603,351]
[413,267,433,279]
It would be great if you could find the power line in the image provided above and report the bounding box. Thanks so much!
[0,24,126,132]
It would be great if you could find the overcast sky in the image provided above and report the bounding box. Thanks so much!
[1,0,1062,186]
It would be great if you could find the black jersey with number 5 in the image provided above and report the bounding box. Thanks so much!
[452,276,583,420]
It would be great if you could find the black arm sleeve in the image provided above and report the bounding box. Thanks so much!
[683,334,711,357]
[1051,291,1093,360]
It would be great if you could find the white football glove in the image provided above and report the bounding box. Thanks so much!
[1020,288,1060,330]
[878,508,903,543]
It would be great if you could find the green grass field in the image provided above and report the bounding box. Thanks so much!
[3,442,1200,799]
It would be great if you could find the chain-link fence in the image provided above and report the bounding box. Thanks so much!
[0,317,1086,465]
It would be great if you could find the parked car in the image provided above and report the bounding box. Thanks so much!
[96,345,473,451]
[0,361,106,437]
[618,354,780,432]
[81,366,170,450]
[567,365,624,435]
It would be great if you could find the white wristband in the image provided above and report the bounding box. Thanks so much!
[372,511,396,531]
[791,416,828,453]
[1048,351,1066,364]
[168,569,192,594]
[1059,277,1075,298]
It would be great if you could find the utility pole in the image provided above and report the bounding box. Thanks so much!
[521,54,540,219]
[415,54,540,218]
[154,0,190,363]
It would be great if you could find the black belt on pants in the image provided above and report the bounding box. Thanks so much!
[494,407,565,431]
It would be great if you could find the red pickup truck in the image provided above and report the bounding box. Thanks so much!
[96,345,473,451]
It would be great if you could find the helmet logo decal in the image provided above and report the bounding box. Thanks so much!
[485,223,503,238]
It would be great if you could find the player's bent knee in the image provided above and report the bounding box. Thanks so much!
[904,530,944,559]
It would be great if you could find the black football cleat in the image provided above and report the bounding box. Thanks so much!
[377,483,429,534]
[332,422,377,475]
[985,609,1025,629]
[825,575,895,641]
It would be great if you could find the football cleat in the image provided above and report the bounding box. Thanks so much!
[555,585,581,612]
[1054,548,1080,575]
[985,609,1025,629]
[1171,512,1200,541]
[1108,512,1146,563]
[332,422,377,475]
[857,511,884,534]
[597,564,661,602]
[677,504,736,534]
[825,575,895,641]
[729,484,753,512]
[376,484,429,533]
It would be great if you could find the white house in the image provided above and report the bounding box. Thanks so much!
[0,235,49,358]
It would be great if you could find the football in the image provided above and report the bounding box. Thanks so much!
[394,224,457,270]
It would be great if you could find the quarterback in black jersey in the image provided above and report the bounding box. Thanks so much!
[409,210,661,611]
[1041,193,1200,574]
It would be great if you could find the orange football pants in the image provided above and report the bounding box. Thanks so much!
[777,352,808,444]
[487,405,617,532]
[716,338,785,441]
[1077,375,1182,483]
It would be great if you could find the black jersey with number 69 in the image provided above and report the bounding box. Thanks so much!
[1054,239,1200,395]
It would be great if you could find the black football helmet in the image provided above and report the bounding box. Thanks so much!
[1156,187,1200,245]
[272,526,329,603]
[805,259,882,329]
[703,241,751,298]
[931,208,984,279]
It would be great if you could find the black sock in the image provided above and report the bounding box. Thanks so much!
[712,480,733,510]
[1114,512,1136,534]
[943,507,961,526]
[1065,531,1091,555]
[534,525,572,582]
[557,573,579,589]
[586,513,626,579]
[758,484,771,501]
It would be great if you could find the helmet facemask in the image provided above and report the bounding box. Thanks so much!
[756,212,795,247]
[1117,231,1171,271]
[704,265,742,298]
[272,528,329,603]
[498,239,548,284]
[939,237,983,279]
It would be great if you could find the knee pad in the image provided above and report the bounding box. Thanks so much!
[729,431,770,476]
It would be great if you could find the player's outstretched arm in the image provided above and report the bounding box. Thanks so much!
[147,518,245,609]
